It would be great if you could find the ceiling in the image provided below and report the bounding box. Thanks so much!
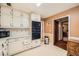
[10,3,79,18]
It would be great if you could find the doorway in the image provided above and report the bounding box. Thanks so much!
[54,17,69,50]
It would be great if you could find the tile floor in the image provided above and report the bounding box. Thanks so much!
[15,44,67,56]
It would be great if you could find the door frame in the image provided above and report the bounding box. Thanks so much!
[53,15,71,45]
[54,20,59,45]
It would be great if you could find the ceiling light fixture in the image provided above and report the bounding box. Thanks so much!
[36,3,42,7]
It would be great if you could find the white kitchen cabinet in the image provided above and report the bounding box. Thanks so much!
[8,41,17,55]
[21,37,31,50]
[31,13,41,22]
[0,42,2,56]
[0,14,12,28]
[12,9,21,28]
[32,39,41,47]
[0,38,8,56]
[1,6,12,16]
[13,9,21,17]
[0,5,30,28]
[0,41,2,50]
[12,9,30,28]
[0,50,2,56]
[0,5,12,28]
[21,13,30,28]
[8,38,23,55]
[2,48,8,56]
[8,37,32,55]
[12,16,21,28]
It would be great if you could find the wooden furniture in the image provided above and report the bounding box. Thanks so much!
[67,41,79,56]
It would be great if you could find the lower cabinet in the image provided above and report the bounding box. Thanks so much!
[21,37,32,50]
[0,48,7,56]
[0,50,3,56]
[0,37,40,56]
[2,47,8,56]
[8,38,23,55]
[67,41,79,56]
[32,39,41,47]
[8,37,32,56]
[0,38,8,56]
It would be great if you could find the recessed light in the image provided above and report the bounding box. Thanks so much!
[36,3,42,7]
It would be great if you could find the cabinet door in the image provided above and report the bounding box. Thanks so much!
[32,39,41,47]
[0,50,2,56]
[22,37,31,50]
[2,48,8,56]
[0,42,2,51]
[22,13,30,28]
[12,16,21,28]
[31,14,41,21]
[0,43,2,56]
[8,39,23,55]
[1,6,12,15]
[0,6,12,28]
[13,9,21,17]
[0,39,8,56]
[12,9,21,28]
[1,14,12,28]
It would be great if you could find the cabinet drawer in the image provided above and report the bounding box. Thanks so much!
[68,41,78,47]
[8,39,17,43]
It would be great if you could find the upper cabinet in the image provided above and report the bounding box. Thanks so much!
[0,5,41,28]
[0,6,12,28]
[1,6,12,15]
[12,9,21,28]
[31,13,41,22]
[21,13,30,28]
[13,9,21,17]
[0,5,30,28]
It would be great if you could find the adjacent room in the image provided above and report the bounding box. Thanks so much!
[0,3,79,56]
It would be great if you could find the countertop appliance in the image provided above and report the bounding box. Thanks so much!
[0,30,10,38]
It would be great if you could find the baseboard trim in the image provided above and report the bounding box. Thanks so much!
[69,36,79,40]
[10,45,41,56]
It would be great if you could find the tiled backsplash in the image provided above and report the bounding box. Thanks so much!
[9,29,30,38]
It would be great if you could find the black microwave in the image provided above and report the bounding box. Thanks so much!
[0,31,10,38]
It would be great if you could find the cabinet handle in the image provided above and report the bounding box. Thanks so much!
[2,44,4,48]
